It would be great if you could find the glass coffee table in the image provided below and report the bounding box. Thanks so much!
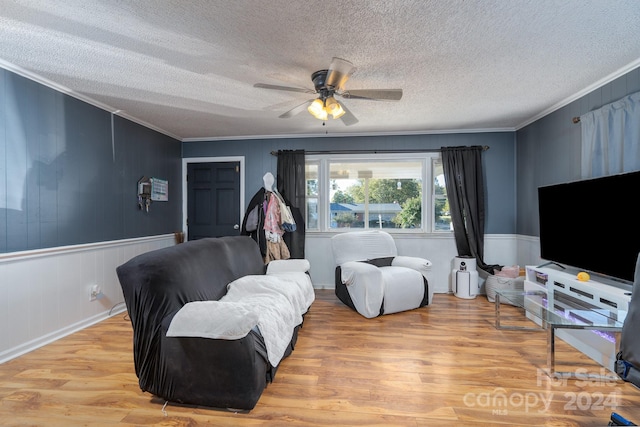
[494,288,625,379]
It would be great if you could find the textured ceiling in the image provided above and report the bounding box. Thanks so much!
[1,0,639,141]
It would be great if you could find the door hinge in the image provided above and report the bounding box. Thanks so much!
[235,165,239,173]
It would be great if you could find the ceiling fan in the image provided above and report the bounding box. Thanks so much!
[254,57,403,126]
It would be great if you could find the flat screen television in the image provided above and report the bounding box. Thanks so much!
[538,170,640,285]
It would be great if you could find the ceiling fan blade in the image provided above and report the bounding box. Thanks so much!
[338,102,359,126]
[340,89,403,101]
[279,100,314,118]
[254,83,315,94]
[262,98,307,112]
[325,57,356,91]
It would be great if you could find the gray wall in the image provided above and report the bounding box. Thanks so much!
[183,131,517,234]
[0,69,183,253]
[13,59,634,249]
[516,67,640,237]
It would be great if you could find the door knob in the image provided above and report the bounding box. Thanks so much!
[233,224,240,230]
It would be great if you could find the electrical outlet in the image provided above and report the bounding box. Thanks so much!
[89,284,101,301]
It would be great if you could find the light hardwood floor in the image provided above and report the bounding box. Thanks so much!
[1,290,639,426]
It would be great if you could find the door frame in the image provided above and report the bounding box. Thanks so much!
[182,156,245,240]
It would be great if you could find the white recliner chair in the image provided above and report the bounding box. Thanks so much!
[331,230,434,318]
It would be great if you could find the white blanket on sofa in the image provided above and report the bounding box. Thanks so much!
[166,300,260,339]
[167,272,314,367]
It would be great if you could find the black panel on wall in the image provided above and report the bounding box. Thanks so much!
[0,68,182,253]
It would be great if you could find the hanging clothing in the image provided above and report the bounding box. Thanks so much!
[264,192,283,241]
[241,187,306,260]
[241,190,267,257]
[266,239,290,262]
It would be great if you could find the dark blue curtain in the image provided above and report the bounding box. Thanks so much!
[276,150,306,259]
[442,145,499,274]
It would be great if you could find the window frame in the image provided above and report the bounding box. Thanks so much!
[305,152,450,234]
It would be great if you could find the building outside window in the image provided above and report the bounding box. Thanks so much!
[305,153,451,233]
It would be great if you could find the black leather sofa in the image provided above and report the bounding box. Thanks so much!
[116,236,312,411]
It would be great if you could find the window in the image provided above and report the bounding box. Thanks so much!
[305,162,319,229]
[433,161,452,231]
[305,153,451,233]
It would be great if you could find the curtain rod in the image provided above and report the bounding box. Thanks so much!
[270,145,489,156]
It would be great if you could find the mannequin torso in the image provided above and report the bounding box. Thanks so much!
[263,172,274,192]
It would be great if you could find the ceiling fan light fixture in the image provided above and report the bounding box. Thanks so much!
[325,96,345,119]
[307,98,328,120]
[255,57,402,126]
[333,106,346,119]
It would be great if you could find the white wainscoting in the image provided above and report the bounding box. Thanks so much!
[0,234,176,363]
[0,233,542,363]
[305,233,535,293]
[516,234,542,268]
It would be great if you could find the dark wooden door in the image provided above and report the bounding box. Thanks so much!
[187,161,241,240]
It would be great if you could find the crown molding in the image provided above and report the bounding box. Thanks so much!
[181,127,515,143]
[515,58,640,130]
[0,59,181,141]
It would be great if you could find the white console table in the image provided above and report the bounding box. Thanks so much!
[523,265,632,373]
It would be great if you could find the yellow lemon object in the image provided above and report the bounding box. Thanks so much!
[577,272,590,282]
